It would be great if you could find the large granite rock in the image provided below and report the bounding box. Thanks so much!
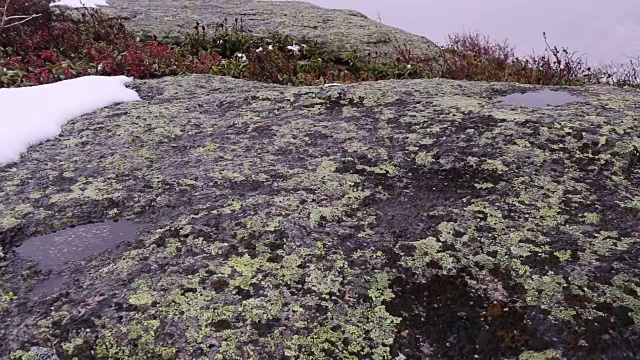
[1,74,639,359]
[97,0,441,60]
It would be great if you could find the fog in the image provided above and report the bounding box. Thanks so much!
[267,0,640,65]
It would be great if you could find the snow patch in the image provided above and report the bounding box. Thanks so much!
[50,0,108,8]
[0,76,141,166]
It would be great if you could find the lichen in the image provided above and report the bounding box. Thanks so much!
[1,76,639,358]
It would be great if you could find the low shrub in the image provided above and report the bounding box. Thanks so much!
[0,0,638,89]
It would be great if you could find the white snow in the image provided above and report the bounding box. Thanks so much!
[50,0,108,8]
[0,76,141,166]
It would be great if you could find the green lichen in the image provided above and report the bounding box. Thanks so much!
[9,350,37,360]
[518,349,560,360]
[1,75,639,359]
[129,283,155,306]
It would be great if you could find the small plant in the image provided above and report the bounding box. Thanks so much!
[392,30,606,86]
[594,56,640,87]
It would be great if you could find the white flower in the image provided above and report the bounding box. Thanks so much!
[217,39,224,45]
[268,45,274,50]
[287,43,301,54]
[256,47,263,53]
[235,53,247,62]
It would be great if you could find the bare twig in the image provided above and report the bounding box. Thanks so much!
[0,0,43,35]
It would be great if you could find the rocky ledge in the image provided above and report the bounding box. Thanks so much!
[1,74,639,359]
[1,0,640,359]
[99,0,441,60]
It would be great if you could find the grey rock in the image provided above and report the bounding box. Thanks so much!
[28,347,59,360]
[0,74,639,358]
[96,0,442,60]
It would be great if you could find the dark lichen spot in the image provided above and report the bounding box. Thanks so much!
[386,272,555,358]
[210,319,233,332]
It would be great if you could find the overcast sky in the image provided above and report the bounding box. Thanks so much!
[269,0,640,65]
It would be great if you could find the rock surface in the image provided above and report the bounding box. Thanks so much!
[98,0,441,60]
[1,74,639,359]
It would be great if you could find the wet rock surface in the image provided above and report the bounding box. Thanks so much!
[1,75,639,358]
[16,219,139,272]
[98,0,441,60]
[14,219,140,296]
[496,89,586,108]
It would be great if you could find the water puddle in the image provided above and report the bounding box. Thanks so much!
[16,219,139,295]
[497,89,585,108]
[32,277,69,296]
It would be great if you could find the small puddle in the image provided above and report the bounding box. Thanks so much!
[32,277,69,296]
[16,219,139,295]
[497,89,585,108]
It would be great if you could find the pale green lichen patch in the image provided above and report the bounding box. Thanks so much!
[0,75,638,358]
